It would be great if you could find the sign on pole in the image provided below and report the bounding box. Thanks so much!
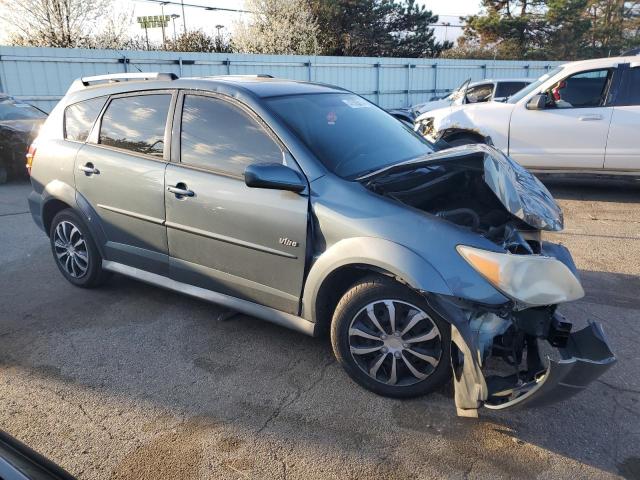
[136,15,170,29]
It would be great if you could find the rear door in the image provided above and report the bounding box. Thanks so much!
[75,91,175,275]
[165,92,309,314]
[604,64,640,172]
[509,68,614,170]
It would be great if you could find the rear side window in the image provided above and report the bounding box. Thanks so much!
[64,97,106,142]
[180,94,282,176]
[617,67,640,106]
[99,94,171,157]
[495,82,529,98]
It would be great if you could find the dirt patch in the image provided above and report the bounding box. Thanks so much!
[217,435,244,453]
[111,417,215,480]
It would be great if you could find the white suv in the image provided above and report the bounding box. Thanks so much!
[415,56,639,176]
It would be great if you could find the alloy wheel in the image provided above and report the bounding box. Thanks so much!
[348,300,442,386]
[53,220,89,278]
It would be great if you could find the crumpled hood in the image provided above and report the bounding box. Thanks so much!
[413,98,452,115]
[359,143,563,231]
[480,145,563,231]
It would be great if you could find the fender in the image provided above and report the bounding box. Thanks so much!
[35,181,108,258]
[301,237,452,323]
[29,179,79,232]
[423,103,513,152]
[42,179,77,210]
[440,127,493,146]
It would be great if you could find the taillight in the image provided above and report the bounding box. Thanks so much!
[26,144,37,175]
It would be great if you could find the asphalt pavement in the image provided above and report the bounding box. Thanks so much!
[0,179,639,480]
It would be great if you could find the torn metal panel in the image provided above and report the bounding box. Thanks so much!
[451,324,487,417]
[485,322,616,410]
[482,146,563,231]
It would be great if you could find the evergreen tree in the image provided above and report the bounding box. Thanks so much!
[310,0,451,58]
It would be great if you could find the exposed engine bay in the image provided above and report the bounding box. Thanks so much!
[360,144,563,255]
[358,144,615,416]
[363,159,544,254]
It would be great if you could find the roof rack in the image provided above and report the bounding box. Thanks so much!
[214,74,274,78]
[68,72,178,93]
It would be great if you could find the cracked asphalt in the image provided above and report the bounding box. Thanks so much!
[0,179,639,480]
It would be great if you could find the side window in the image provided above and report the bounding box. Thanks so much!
[617,67,640,106]
[99,94,171,157]
[64,97,106,142]
[466,84,494,103]
[547,69,611,109]
[180,95,283,176]
[495,82,529,99]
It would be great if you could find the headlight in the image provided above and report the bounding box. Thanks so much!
[457,245,584,306]
[415,117,435,138]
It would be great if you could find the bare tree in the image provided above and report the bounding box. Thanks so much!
[165,29,232,53]
[233,0,320,55]
[0,0,110,47]
[88,6,138,50]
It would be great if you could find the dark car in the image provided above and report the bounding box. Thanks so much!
[0,430,75,479]
[0,95,47,182]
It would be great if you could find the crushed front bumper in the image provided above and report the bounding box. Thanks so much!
[444,300,617,417]
[484,321,616,410]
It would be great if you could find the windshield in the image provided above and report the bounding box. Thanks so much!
[266,93,434,178]
[449,78,471,103]
[0,97,46,121]
[507,67,564,104]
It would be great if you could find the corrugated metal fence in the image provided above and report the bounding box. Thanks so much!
[0,46,563,112]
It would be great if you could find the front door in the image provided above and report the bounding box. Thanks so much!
[165,92,309,314]
[509,68,614,171]
[605,64,640,172]
[75,91,174,274]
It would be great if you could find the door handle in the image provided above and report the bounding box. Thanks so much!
[167,183,195,198]
[78,163,99,175]
[579,114,603,121]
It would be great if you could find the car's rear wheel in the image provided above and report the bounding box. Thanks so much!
[331,276,451,398]
[49,209,108,288]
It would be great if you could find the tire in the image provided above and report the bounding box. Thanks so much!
[331,276,451,398]
[446,135,482,147]
[49,209,108,288]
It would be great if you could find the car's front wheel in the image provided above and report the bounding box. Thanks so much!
[331,276,451,398]
[49,209,108,288]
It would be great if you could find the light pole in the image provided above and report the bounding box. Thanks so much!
[442,22,450,43]
[160,2,168,45]
[171,14,180,40]
[181,0,186,33]
[215,24,224,51]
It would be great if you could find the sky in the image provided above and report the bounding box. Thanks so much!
[0,0,482,45]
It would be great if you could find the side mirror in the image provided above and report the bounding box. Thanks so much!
[526,93,547,110]
[244,163,306,193]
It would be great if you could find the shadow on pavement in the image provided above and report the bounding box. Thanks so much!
[0,264,638,478]
[541,176,640,203]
